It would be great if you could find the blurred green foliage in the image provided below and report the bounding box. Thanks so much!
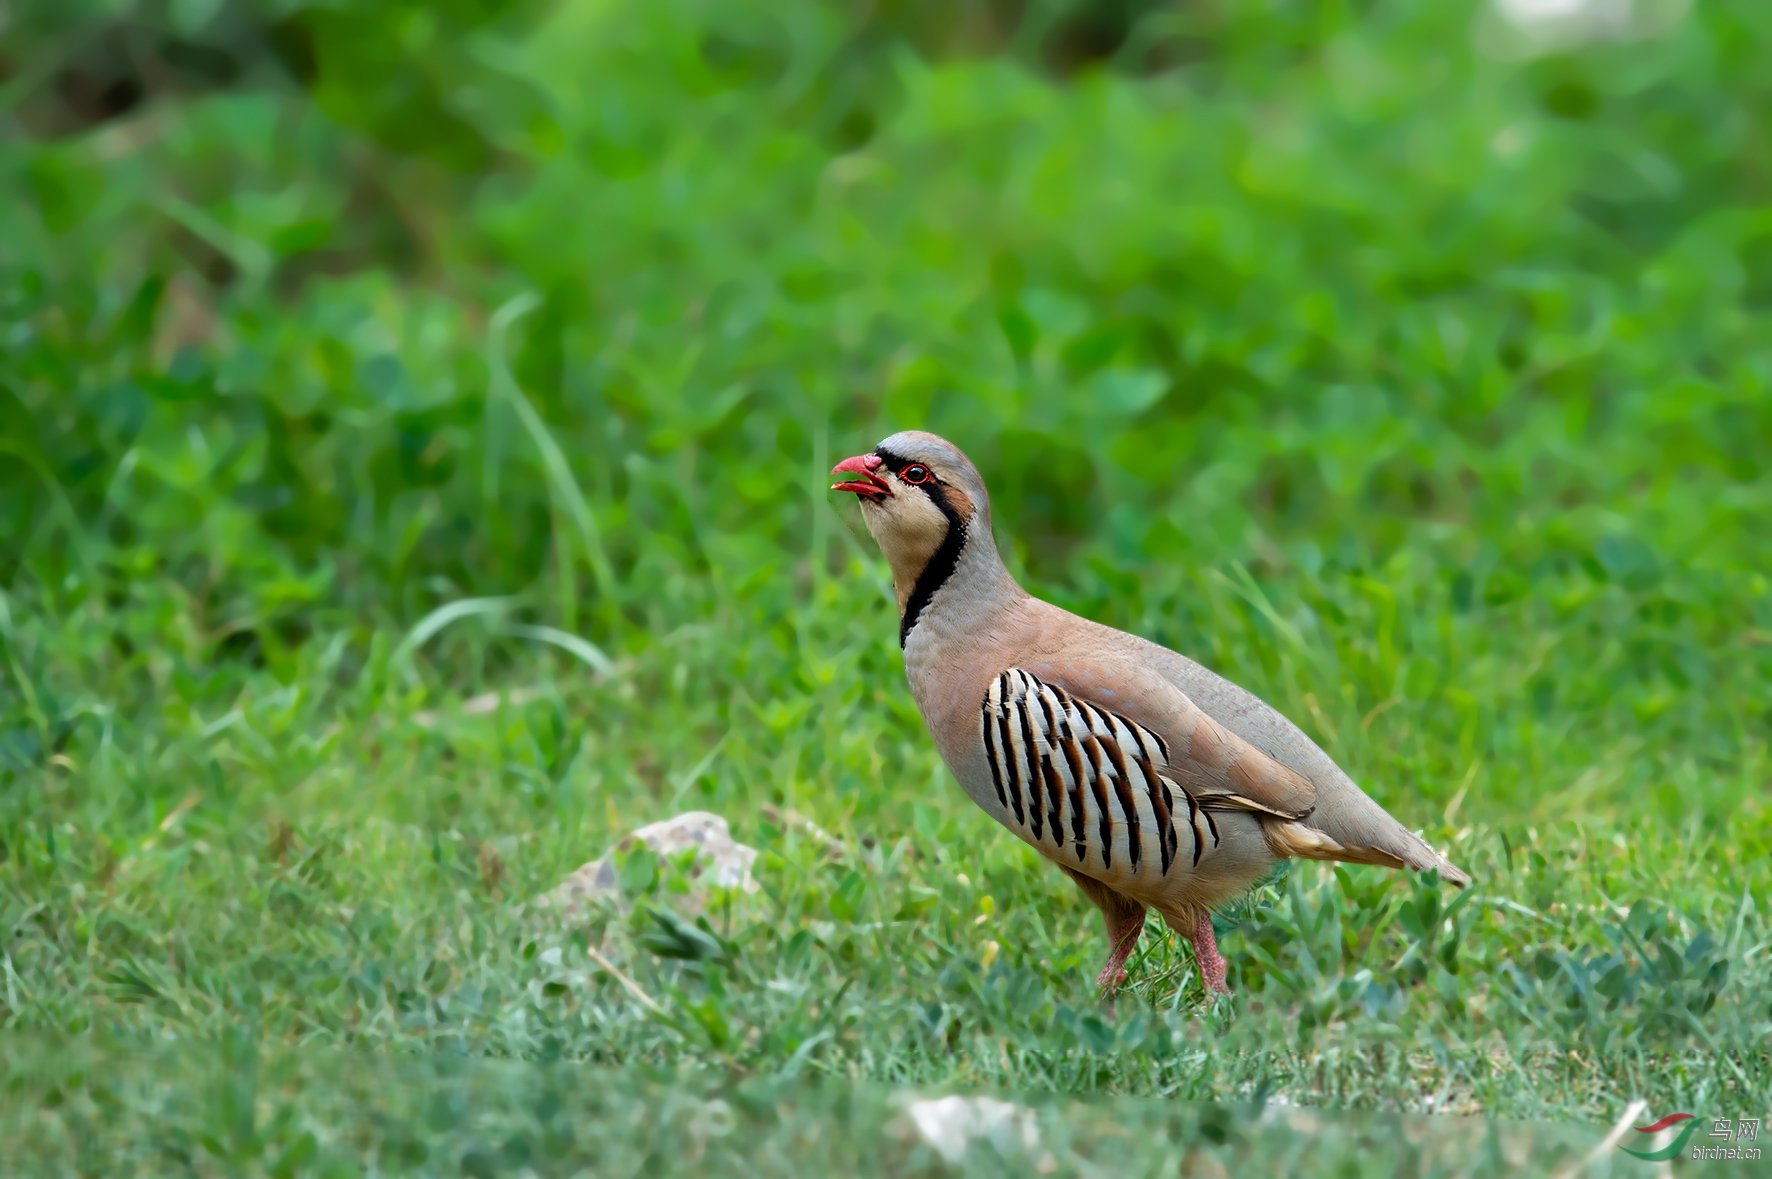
[0,1032,1624,1178]
[2,0,1770,1155]
[3,0,1769,809]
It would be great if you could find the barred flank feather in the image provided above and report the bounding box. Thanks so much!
[980,669,1217,881]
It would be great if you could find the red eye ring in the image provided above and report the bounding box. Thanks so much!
[900,463,932,485]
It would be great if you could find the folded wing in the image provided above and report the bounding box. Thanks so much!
[979,669,1317,883]
[984,662,1468,888]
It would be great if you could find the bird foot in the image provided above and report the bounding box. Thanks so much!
[1189,911,1230,996]
[1095,912,1145,996]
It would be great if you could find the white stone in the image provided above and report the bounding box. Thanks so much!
[537,811,759,916]
[905,1095,1040,1164]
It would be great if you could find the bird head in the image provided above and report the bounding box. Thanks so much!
[830,431,993,619]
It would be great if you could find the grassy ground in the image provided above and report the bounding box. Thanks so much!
[3,0,1771,1174]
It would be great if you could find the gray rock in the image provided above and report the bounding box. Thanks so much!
[538,811,759,917]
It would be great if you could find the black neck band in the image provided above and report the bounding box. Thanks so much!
[899,485,967,648]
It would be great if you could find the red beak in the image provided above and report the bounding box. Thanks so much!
[830,454,891,502]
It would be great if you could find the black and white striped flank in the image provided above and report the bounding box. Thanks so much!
[979,669,1220,880]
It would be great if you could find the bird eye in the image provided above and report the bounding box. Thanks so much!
[901,464,932,484]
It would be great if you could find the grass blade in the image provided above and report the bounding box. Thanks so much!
[487,294,620,629]
[392,596,515,671]
[501,622,615,676]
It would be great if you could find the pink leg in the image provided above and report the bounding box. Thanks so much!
[1188,911,1230,995]
[1095,911,1146,993]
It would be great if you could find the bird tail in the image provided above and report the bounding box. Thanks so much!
[1262,819,1471,888]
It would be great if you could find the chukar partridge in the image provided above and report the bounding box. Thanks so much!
[831,431,1469,996]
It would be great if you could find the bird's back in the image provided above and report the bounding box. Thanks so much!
[1047,604,1469,886]
[905,573,1467,889]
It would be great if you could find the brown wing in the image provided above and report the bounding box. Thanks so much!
[979,669,1316,883]
[1160,698,1319,820]
[1013,660,1318,821]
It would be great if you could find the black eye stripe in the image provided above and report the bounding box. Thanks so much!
[868,445,972,645]
[874,448,936,480]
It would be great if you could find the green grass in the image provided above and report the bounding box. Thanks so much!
[3,0,1771,1173]
[0,1033,1637,1178]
